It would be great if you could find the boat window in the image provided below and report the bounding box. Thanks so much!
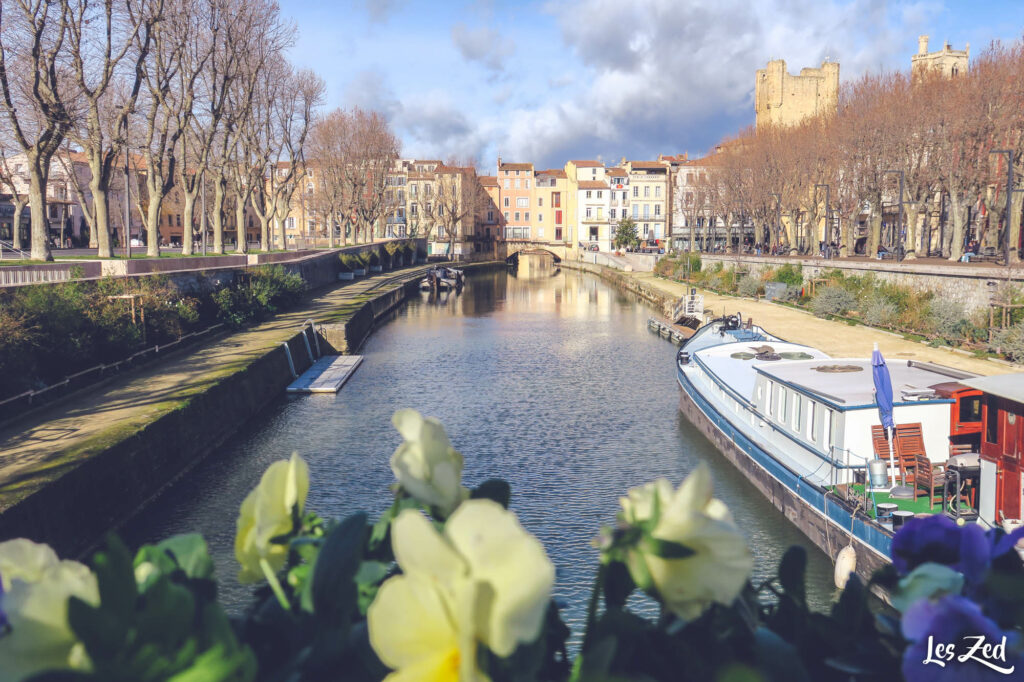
[778,386,787,421]
[792,396,801,431]
[959,396,982,423]
[828,411,838,449]
[986,397,999,444]
[766,381,774,414]
[823,409,832,448]
[807,401,816,441]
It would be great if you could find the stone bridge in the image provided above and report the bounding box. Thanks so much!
[499,239,568,262]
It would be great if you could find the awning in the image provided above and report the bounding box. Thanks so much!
[962,374,1024,405]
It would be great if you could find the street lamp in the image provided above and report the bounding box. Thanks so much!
[989,150,1016,267]
[814,183,831,257]
[770,192,782,251]
[882,170,905,261]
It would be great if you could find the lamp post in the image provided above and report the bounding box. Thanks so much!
[814,183,831,257]
[989,150,1015,267]
[770,192,782,251]
[882,170,904,261]
[201,170,207,256]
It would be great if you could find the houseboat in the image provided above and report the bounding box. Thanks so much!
[675,314,1023,587]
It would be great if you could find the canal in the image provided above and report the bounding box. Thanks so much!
[122,256,834,641]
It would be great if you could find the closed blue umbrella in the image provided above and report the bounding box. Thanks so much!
[872,343,897,487]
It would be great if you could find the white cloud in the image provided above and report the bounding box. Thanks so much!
[451,22,514,73]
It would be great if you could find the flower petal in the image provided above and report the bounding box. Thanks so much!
[445,500,554,657]
[368,574,459,671]
[0,539,60,589]
[392,509,468,594]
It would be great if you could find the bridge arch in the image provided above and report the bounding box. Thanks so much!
[500,240,566,263]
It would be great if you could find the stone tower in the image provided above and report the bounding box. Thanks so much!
[911,35,969,79]
[754,59,839,130]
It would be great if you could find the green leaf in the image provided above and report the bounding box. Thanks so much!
[135,576,196,651]
[311,512,368,628]
[67,596,126,663]
[165,644,257,682]
[640,536,695,559]
[470,479,511,508]
[156,534,214,581]
[92,534,138,626]
[777,546,807,606]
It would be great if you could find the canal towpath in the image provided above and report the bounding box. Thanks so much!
[575,264,1020,377]
[0,265,433,529]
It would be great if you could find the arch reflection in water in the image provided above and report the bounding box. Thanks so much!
[121,265,833,647]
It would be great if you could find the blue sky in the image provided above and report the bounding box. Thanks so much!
[279,0,1024,170]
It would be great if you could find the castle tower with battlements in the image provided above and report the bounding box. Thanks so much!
[754,59,839,130]
[911,35,969,80]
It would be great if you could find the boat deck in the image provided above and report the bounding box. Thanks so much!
[829,483,971,518]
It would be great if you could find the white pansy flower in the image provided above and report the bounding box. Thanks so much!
[390,409,468,517]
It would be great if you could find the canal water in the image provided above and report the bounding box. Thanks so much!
[122,256,834,641]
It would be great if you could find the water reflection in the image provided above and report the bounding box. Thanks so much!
[122,255,834,645]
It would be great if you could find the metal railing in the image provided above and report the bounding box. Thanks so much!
[0,239,30,259]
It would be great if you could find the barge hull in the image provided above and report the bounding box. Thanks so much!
[676,375,891,588]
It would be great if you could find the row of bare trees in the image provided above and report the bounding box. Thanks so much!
[0,0,326,261]
[703,37,1024,262]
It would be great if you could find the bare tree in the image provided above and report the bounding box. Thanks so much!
[338,107,399,244]
[0,0,75,261]
[0,146,29,250]
[423,163,484,259]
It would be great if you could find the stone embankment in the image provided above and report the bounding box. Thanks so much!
[0,261,498,557]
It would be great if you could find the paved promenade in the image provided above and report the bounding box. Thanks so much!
[625,271,1019,377]
[0,266,430,514]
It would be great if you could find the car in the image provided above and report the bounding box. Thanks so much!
[587,243,600,251]
[130,238,144,247]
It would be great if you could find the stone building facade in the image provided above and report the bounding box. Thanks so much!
[754,59,839,129]
[911,35,969,79]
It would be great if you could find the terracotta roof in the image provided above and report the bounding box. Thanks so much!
[578,180,609,189]
[629,161,667,170]
[570,160,601,167]
[499,162,533,171]
[536,169,567,178]
[479,175,498,187]
[605,167,626,176]
[414,159,442,165]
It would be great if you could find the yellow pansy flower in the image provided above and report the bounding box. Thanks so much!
[234,452,310,583]
[368,500,553,681]
[390,409,468,517]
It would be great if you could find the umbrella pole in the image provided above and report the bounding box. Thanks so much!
[887,426,897,489]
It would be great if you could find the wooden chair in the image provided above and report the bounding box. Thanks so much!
[911,454,952,509]
[894,423,928,487]
[949,443,973,457]
[871,425,896,483]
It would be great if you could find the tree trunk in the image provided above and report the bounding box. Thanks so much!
[234,200,247,254]
[1009,191,1023,264]
[867,205,882,259]
[948,190,967,262]
[276,205,287,250]
[27,159,53,262]
[212,178,226,254]
[182,192,196,256]
[11,199,26,251]
[905,204,920,260]
[783,211,797,254]
[260,214,270,252]
[146,197,161,258]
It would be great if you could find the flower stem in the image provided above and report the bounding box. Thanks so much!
[260,558,290,611]
[580,562,608,654]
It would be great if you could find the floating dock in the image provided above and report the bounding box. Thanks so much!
[648,318,696,346]
[286,355,363,393]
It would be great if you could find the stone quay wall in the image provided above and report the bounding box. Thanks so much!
[699,254,1023,311]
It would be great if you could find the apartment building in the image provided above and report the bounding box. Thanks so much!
[532,169,567,244]
[605,167,629,233]
[497,160,534,240]
[624,161,669,241]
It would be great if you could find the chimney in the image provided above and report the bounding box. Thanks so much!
[918,35,929,55]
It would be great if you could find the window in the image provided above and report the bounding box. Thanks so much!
[525,179,530,189]
[686,173,694,183]
[438,204,444,216]
[585,207,592,218]
[633,186,639,197]
[524,212,530,221]
[596,208,603,220]
[425,184,432,197]
[517,197,528,208]
[632,205,639,219]
[538,213,543,222]
[538,197,543,207]
[589,226,598,240]
[644,186,650,198]
[655,186,661,198]
[777,386,786,421]
[792,396,801,430]
[610,209,616,219]
[176,215,181,226]
[504,179,510,189]
[411,203,418,215]
[555,210,562,224]
[686,192,693,204]
[555,227,563,240]
[552,193,560,207]
[514,212,520,221]
[504,211,509,220]
[537,227,544,238]
[643,204,650,218]
[766,381,774,414]
[504,197,510,207]
[986,398,999,444]
[643,224,649,235]
[597,191,602,198]
[411,184,417,196]
[585,190,592,199]
[591,168,596,175]
[436,226,445,239]
[828,411,837,450]
[286,217,295,230]
[622,191,628,201]
[655,205,661,216]
[515,178,521,189]
[515,170,520,176]
[960,396,982,423]
[487,210,494,221]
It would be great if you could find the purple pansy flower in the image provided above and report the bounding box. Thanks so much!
[902,595,1022,682]
[891,516,1024,587]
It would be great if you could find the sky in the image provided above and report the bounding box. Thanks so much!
[278,0,1024,170]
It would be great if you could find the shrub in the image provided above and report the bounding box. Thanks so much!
[811,286,856,317]
[771,263,803,287]
[384,241,401,256]
[737,275,761,298]
[862,298,898,327]
[991,322,1024,363]
[339,253,361,270]
[928,299,969,339]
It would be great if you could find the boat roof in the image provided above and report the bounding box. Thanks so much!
[756,358,962,408]
[694,342,829,402]
[962,374,1024,405]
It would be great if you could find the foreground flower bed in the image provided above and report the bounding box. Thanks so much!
[2,409,1023,681]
